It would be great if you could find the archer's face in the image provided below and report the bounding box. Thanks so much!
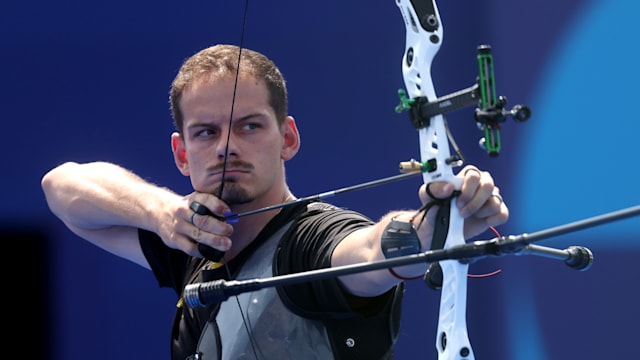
[174,74,296,206]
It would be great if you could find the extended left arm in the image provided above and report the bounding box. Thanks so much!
[331,165,508,297]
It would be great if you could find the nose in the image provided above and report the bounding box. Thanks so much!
[215,130,238,160]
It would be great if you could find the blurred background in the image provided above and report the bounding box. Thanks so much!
[3,0,638,359]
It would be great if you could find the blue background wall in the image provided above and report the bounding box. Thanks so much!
[3,0,639,359]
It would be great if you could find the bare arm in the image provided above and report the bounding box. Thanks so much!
[332,165,509,297]
[41,161,232,269]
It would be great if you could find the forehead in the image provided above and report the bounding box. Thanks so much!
[188,73,266,97]
[181,75,273,122]
[185,74,268,104]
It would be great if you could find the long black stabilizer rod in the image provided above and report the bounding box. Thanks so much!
[184,205,639,308]
[502,205,640,245]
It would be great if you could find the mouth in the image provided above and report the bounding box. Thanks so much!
[208,161,253,177]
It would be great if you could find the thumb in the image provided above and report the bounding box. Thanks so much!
[420,181,455,203]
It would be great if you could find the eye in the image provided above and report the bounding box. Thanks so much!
[236,121,262,134]
[192,128,218,139]
[243,122,260,130]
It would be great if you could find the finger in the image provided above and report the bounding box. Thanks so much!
[188,195,231,219]
[187,199,232,234]
[185,208,232,254]
[420,181,455,202]
[423,166,485,204]
[168,232,203,258]
[191,226,202,240]
[187,200,212,228]
[491,192,503,205]
[457,166,483,204]
[463,166,482,178]
[185,220,231,254]
[469,193,507,219]
[458,171,495,217]
[190,200,213,216]
[194,233,232,253]
[484,204,509,227]
[463,207,509,239]
[463,193,509,237]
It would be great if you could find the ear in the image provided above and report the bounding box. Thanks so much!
[171,132,191,176]
[281,116,300,160]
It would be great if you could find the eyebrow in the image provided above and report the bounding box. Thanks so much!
[187,111,268,129]
[221,110,273,127]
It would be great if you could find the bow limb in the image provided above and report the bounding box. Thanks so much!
[396,1,473,359]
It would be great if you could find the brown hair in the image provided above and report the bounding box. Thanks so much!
[169,44,288,132]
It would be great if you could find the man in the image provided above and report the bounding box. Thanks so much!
[41,44,508,359]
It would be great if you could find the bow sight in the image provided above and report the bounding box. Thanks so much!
[396,44,531,158]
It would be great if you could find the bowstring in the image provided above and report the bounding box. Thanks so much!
[217,0,262,358]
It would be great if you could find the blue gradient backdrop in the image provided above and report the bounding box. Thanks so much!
[3,1,638,359]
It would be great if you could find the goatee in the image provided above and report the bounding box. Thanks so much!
[213,182,252,205]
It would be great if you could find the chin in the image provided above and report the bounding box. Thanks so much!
[217,183,253,205]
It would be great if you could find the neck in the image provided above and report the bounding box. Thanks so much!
[223,189,295,261]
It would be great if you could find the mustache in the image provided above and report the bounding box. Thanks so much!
[210,160,254,174]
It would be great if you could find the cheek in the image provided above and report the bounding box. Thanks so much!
[268,141,286,160]
[187,162,211,192]
[184,151,206,176]
[188,154,208,173]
